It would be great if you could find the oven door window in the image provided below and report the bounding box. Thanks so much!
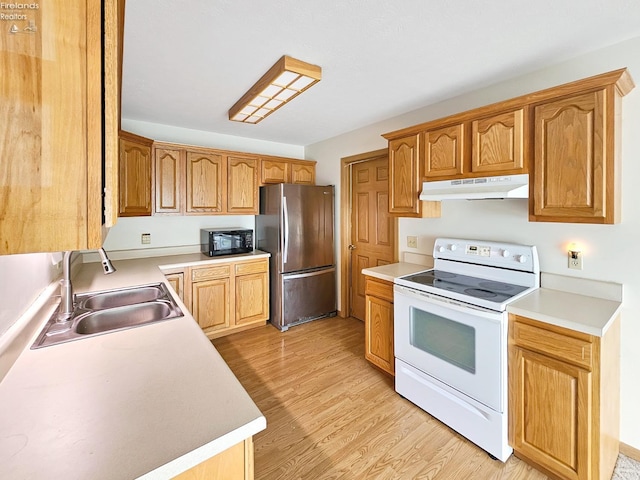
[410,307,475,374]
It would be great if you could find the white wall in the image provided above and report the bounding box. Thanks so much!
[307,36,640,450]
[121,119,305,158]
[0,253,62,337]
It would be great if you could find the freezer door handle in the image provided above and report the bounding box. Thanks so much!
[284,267,336,280]
[283,195,289,264]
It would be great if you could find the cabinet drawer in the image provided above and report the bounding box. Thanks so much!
[192,265,231,282]
[511,318,593,370]
[235,260,269,276]
[365,277,394,303]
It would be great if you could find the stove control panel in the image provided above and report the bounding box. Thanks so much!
[433,238,539,273]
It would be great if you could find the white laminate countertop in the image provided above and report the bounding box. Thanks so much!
[0,251,270,479]
[361,262,429,283]
[507,288,622,337]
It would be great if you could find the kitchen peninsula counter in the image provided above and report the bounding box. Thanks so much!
[0,252,269,479]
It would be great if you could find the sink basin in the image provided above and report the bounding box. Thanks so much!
[75,301,176,335]
[79,285,167,310]
[31,283,184,349]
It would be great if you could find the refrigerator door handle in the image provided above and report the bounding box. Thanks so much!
[283,195,289,264]
[284,267,336,280]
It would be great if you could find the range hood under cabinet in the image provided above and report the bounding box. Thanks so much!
[419,174,529,201]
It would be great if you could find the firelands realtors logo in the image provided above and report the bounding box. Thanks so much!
[1,2,39,35]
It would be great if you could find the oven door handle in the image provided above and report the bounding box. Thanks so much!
[393,284,503,321]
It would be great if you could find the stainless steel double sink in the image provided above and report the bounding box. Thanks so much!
[32,283,184,349]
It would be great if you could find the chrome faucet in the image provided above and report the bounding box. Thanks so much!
[57,248,117,322]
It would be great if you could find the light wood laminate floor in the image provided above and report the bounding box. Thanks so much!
[213,316,548,480]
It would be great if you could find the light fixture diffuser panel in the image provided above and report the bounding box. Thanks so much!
[229,55,322,123]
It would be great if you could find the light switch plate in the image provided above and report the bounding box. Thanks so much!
[141,233,151,245]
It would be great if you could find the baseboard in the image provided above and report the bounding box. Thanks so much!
[620,442,640,461]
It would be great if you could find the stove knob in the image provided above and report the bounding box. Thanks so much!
[501,249,510,258]
[517,254,528,264]
[437,246,445,253]
[448,244,457,251]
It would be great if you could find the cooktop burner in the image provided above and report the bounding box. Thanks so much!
[399,269,529,304]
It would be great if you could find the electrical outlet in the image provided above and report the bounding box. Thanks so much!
[141,233,151,245]
[568,251,583,270]
[407,236,418,248]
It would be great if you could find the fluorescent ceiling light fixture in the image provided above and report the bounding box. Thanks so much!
[229,55,322,124]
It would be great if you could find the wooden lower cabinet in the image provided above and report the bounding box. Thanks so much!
[509,314,620,480]
[364,276,395,375]
[173,437,254,480]
[189,259,269,338]
[164,272,185,302]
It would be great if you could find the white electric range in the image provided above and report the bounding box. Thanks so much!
[393,237,539,462]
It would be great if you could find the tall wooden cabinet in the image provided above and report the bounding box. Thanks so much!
[364,276,395,376]
[119,131,154,216]
[509,314,621,480]
[186,150,226,214]
[531,87,623,224]
[388,134,441,218]
[227,156,259,214]
[0,0,121,254]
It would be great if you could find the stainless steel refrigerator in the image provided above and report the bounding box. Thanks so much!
[255,184,336,331]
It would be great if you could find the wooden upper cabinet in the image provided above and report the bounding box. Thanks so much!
[260,157,316,185]
[389,134,420,215]
[291,162,316,184]
[186,151,226,213]
[227,156,259,214]
[423,124,465,179]
[261,159,290,184]
[471,108,526,174]
[119,132,153,217]
[0,0,120,254]
[532,90,612,223]
[154,147,183,214]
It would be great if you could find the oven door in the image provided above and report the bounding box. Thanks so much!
[394,284,506,412]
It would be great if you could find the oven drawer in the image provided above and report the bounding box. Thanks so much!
[510,315,593,370]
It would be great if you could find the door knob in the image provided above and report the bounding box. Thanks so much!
[348,244,356,250]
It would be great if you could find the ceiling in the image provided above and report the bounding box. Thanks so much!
[121,0,640,147]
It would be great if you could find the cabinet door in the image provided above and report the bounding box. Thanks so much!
[291,162,316,184]
[235,272,269,325]
[227,156,259,214]
[389,134,421,215]
[532,90,609,223]
[155,147,183,214]
[423,123,465,179]
[164,273,184,302]
[186,151,225,213]
[191,278,231,331]
[472,109,525,174]
[119,137,153,217]
[0,1,116,254]
[261,159,290,184]
[510,346,591,480]
[365,293,394,375]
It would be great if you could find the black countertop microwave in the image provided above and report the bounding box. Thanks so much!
[200,228,254,257]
